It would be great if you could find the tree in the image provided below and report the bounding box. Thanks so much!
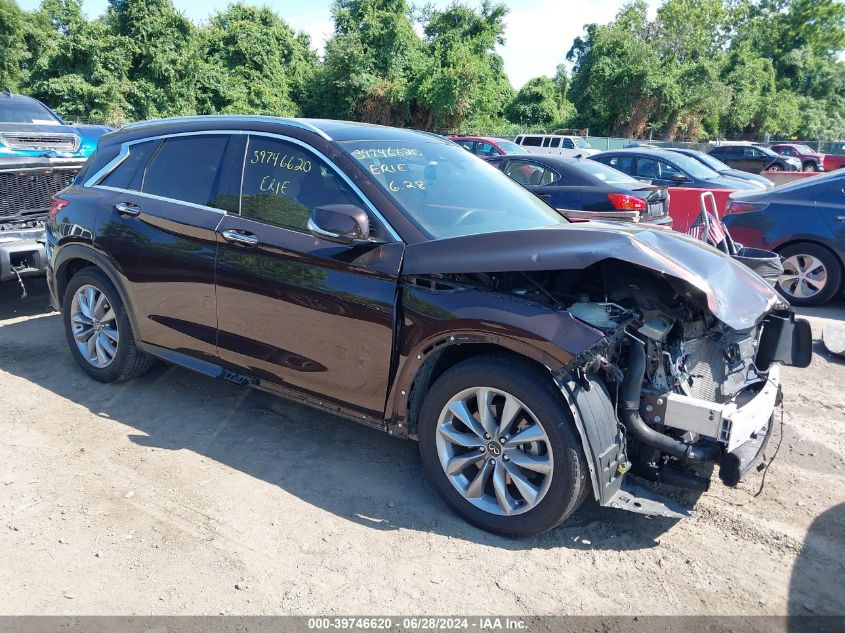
[305,0,423,124]
[506,77,564,128]
[195,4,316,116]
[105,0,197,118]
[414,1,513,131]
[0,0,28,90]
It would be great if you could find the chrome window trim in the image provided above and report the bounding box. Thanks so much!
[96,185,228,215]
[86,129,401,242]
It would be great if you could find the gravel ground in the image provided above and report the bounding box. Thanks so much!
[0,277,843,616]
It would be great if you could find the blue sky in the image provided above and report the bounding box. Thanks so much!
[15,0,658,88]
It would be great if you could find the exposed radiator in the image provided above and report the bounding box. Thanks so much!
[683,336,728,403]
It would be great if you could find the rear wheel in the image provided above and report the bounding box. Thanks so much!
[417,355,590,537]
[777,243,842,306]
[62,267,152,382]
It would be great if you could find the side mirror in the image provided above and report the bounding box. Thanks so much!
[671,173,689,183]
[307,204,370,244]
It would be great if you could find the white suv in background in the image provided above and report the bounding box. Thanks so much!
[513,134,600,158]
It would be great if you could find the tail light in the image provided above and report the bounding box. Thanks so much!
[725,200,769,215]
[608,193,648,211]
[48,196,69,221]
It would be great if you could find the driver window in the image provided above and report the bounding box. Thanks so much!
[241,136,382,238]
[562,138,575,149]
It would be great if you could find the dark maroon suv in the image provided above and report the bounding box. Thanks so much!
[46,116,811,536]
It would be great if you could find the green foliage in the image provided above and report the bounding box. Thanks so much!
[414,1,513,131]
[2,0,844,140]
[0,0,28,90]
[195,4,316,116]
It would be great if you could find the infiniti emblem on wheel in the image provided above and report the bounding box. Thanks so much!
[487,441,501,456]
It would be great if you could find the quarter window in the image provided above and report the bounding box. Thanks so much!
[142,135,232,208]
[99,140,160,190]
[240,136,370,235]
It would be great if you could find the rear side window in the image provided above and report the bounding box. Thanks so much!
[549,138,561,148]
[99,140,160,190]
[142,135,231,208]
[521,136,542,147]
[602,155,634,174]
[239,136,371,235]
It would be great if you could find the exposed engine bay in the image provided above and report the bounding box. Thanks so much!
[425,260,811,506]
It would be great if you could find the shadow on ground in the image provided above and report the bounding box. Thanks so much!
[0,282,687,551]
[788,502,845,630]
[0,276,54,320]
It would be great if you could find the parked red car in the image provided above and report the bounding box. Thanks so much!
[448,135,529,157]
[770,143,826,172]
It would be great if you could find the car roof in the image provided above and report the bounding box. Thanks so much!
[488,154,582,168]
[449,135,508,143]
[114,115,451,145]
[0,90,48,107]
[596,148,685,160]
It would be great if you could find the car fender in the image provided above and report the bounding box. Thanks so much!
[51,242,141,337]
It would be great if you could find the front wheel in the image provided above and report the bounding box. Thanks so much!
[417,355,590,537]
[803,162,819,172]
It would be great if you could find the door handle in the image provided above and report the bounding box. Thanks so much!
[221,229,259,247]
[114,202,140,217]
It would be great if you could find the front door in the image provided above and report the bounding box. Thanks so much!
[214,133,403,417]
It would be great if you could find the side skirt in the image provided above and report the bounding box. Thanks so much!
[137,342,392,435]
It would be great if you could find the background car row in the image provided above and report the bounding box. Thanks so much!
[449,134,844,307]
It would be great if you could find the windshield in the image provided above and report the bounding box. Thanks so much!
[344,141,566,239]
[574,138,592,149]
[756,145,777,157]
[0,99,62,125]
[668,152,721,180]
[495,140,528,155]
[568,159,640,186]
[793,144,815,154]
[685,150,730,172]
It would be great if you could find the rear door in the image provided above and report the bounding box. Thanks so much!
[214,132,403,417]
[95,132,240,360]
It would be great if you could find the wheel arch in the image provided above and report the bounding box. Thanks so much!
[393,337,623,505]
[53,244,141,335]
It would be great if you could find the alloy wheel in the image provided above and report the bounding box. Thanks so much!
[779,254,828,300]
[70,284,120,368]
[435,387,554,516]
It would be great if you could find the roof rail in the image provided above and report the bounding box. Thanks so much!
[121,115,332,140]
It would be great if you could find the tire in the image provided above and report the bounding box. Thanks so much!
[802,162,819,173]
[776,242,843,306]
[62,267,152,382]
[417,354,590,537]
[768,164,783,172]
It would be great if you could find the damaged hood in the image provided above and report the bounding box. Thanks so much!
[402,222,783,331]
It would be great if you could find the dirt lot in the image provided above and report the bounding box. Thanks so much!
[1,277,843,616]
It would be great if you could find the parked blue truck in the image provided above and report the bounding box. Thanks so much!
[0,90,110,286]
